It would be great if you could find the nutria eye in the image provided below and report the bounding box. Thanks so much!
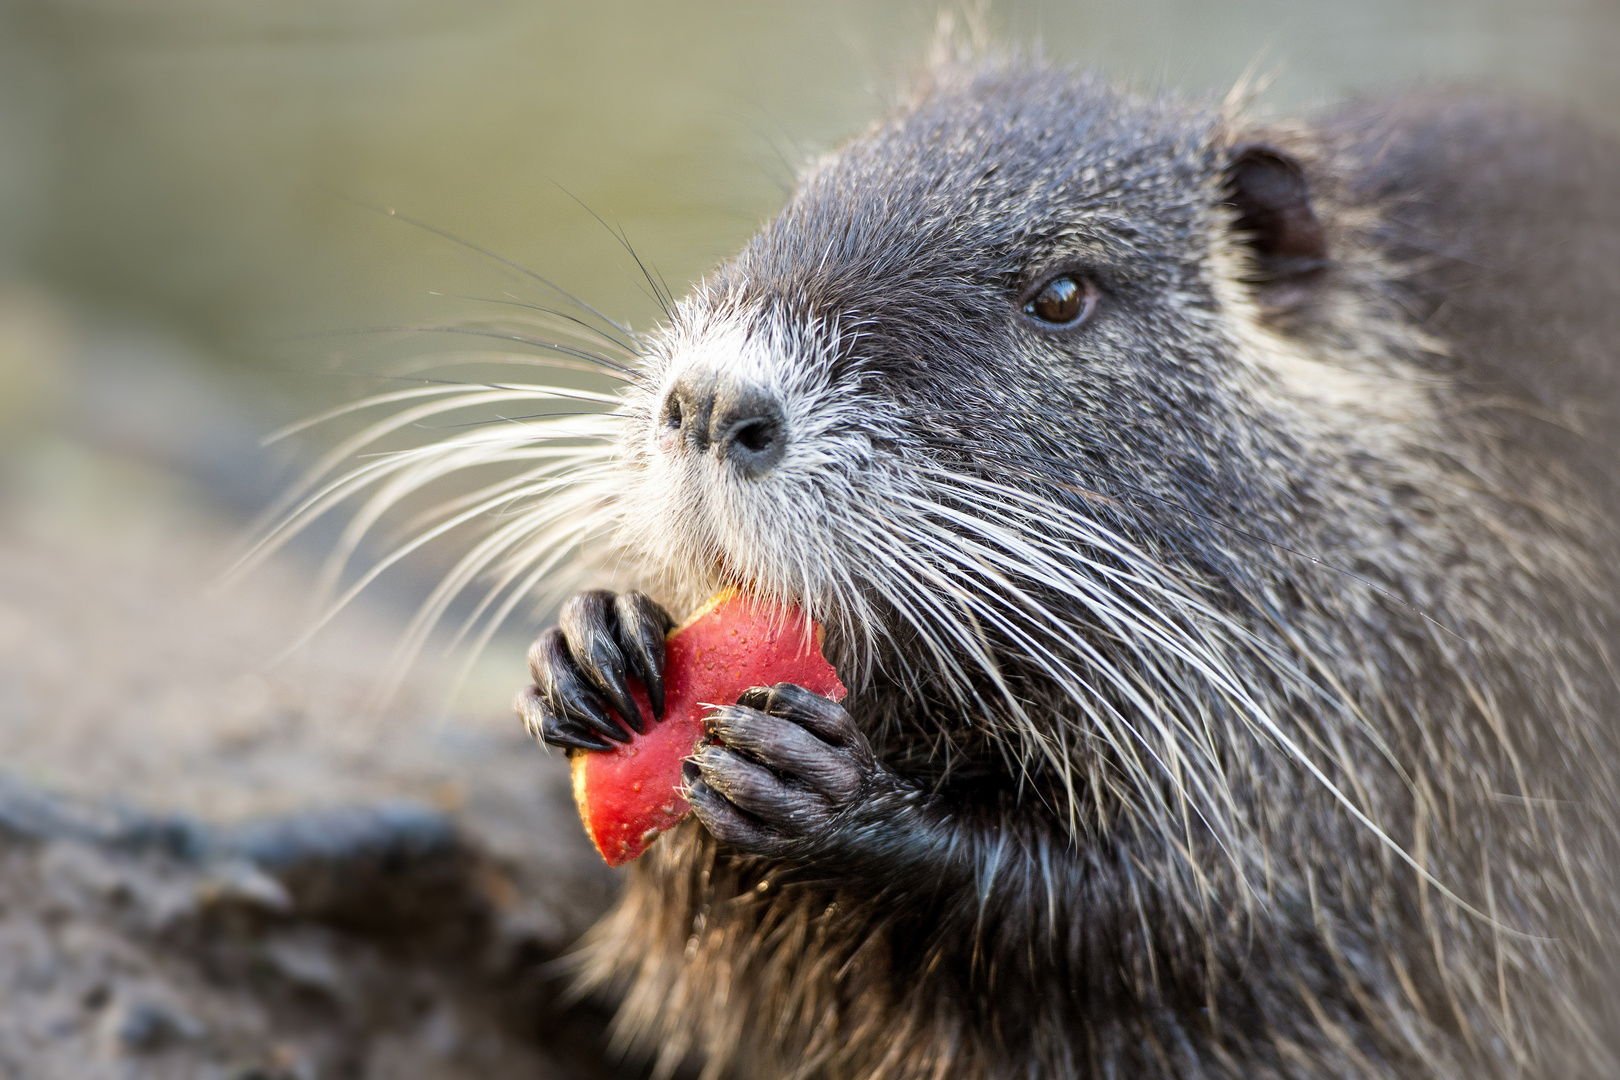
[1022,274,1097,328]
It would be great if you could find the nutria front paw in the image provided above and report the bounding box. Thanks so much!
[683,682,891,859]
[514,589,674,752]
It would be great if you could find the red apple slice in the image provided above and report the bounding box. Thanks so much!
[570,589,846,866]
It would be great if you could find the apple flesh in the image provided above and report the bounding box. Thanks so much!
[569,590,846,866]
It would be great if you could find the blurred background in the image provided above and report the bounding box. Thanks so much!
[0,1,1615,1076]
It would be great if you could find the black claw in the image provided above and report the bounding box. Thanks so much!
[762,682,859,745]
[515,684,614,752]
[617,592,672,720]
[536,629,630,743]
[561,590,644,734]
[556,678,632,743]
[596,659,645,736]
[546,723,615,753]
[560,592,640,732]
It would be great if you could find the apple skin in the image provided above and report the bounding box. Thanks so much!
[570,590,847,866]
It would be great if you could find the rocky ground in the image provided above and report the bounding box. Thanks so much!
[0,293,637,1079]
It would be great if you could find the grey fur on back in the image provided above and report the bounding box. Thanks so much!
[1333,93,1620,496]
[568,59,1620,1080]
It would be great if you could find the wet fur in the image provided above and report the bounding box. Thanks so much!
[548,60,1620,1080]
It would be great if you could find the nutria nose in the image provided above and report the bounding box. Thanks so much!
[662,372,787,479]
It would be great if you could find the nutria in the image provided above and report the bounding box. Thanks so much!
[494,49,1620,1080]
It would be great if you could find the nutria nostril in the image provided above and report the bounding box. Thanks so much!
[732,418,776,454]
[663,372,716,453]
[713,391,785,478]
[660,393,684,434]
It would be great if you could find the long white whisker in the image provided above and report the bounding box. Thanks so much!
[890,465,1528,931]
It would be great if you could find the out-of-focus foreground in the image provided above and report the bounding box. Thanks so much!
[0,1,1615,1077]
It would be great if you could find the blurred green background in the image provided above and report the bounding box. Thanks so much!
[3,0,1617,417]
[0,0,1616,690]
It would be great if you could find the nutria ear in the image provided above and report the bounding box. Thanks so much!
[1222,144,1329,286]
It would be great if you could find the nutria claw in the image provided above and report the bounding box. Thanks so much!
[513,677,610,752]
[683,683,879,856]
[518,589,674,751]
